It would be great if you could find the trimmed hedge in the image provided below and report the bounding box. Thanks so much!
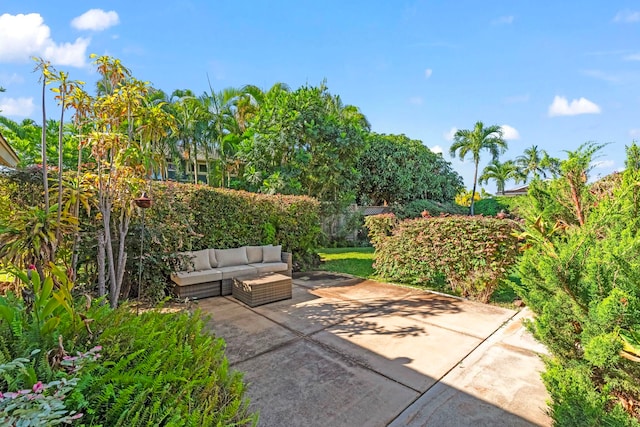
[142,181,320,266]
[392,199,466,219]
[365,214,521,302]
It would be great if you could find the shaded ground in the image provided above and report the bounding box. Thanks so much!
[195,271,551,426]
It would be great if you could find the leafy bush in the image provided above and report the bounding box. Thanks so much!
[473,198,509,216]
[0,265,256,426]
[392,199,466,219]
[512,143,640,424]
[71,307,256,426]
[365,214,520,302]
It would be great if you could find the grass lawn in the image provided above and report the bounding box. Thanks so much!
[317,247,375,278]
[316,246,519,307]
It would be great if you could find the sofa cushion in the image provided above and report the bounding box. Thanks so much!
[171,269,222,286]
[216,265,258,280]
[245,246,263,263]
[215,247,249,267]
[208,249,218,268]
[183,249,211,272]
[262,245,282,263]
[248,262,288,274]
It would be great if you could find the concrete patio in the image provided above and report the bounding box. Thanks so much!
[197,272,551,426]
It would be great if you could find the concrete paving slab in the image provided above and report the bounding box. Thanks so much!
[313,279,420,302]
[294,271,363,289]
[199,297,299,364]
[313,313,483,392]
[390,308,551,427]
[401,293,516,338]
[251,285,376,335]
[236,339,419,427]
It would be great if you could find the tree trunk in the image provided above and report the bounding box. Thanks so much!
[470,161,479,216]
[97,231,106,297]
[113,209,131,303]
[41,79,50,215]
[55,93,65,254]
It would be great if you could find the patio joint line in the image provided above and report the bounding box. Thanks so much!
[385,308,522,426]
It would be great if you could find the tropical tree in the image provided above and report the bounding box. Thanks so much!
[449,121,507,215]
[516,145,549,182]
[357,133,462,205]
[241,81,369,205]
[479,159,522,195]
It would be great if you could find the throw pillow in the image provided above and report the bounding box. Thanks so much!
[208,248,218,268]
[262,245,282,263]
[245,246,263,263]
[215,247,249,267]
[190,249,211,271]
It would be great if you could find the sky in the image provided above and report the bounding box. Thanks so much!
[1,1,639,193]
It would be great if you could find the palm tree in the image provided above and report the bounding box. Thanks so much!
[449,121,507,215]
[516,145,548,182]
[479,159,522,195]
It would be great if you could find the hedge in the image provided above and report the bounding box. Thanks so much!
[365,214,521,302]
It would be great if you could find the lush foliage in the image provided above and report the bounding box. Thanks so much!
[240,81,369,205]
[70,307,255,426]
[0,267,255,426]
[356,133,462,205]
[472,197,511,217]
[512,142,640,424]
[365,214,520,302]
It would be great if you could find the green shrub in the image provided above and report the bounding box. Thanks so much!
[512,143,640,424]
[365,214,520,302]
[71,307,256,426]
[473,198,509,216]
[0,265,256,426]
[393,199,466,219]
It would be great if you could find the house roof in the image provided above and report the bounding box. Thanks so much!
[502,184,529,197]
[0,131,19,168]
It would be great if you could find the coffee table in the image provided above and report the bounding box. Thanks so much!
[232,272,292,307]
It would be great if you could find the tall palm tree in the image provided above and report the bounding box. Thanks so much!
[516,145,548,182]
[450,121,507,215]
[479,159,522,195]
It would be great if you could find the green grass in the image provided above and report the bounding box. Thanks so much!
[317,247,375,278]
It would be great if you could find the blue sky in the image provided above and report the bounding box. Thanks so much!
[1,1,639,192]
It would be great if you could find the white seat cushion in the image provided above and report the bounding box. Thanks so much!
[248,262,288,274]
[216,265,258,280]
[171,269,222,286]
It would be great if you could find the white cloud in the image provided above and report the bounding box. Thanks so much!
[71,9,119,31]
[500,124,520,140]
[0,97,35,117]
[624,53,640,61]
[443,127,457,141]
[613,10,640,23]
[424,68,432,79]
[0,13,89,66]
[408,96,423,105]
[581,69,619,83]
[430,145,443,154]
[548,96,601,117]
[630,129,640,138]
[492,15,514,25]
[593,160,615,169]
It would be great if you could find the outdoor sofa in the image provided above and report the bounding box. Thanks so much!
[170,245,292,299]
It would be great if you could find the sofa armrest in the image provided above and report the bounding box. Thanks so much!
[281,251,292,275]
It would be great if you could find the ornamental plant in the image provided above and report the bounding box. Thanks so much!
[366,214,520,302]
[512,143,640,424]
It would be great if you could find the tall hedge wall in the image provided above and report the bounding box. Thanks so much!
[365,214,521,302]
[146,181,321,261]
